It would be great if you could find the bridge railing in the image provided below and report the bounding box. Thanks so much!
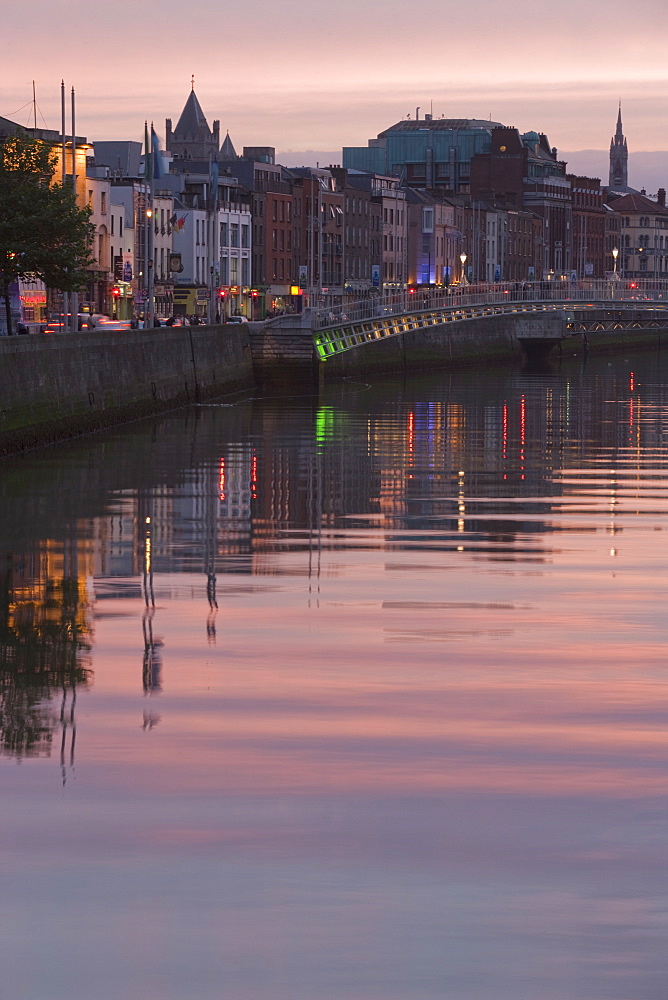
[311,280,668,330]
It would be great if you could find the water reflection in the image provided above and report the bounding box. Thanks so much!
[1,353,667,999]
[0,544,92,772]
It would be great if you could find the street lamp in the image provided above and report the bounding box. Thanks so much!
[459,252,468,285]
[145,208,154,328]
[612,247,619,275]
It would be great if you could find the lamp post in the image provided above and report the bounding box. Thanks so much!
[612,247,619,276]
[459,252,468,286]
[145,207,154,328]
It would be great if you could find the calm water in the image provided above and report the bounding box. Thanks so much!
[2,350,667,1000]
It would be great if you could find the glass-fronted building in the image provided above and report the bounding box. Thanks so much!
[343,118,503,192]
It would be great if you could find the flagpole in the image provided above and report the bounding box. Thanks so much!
[61,81,69,331]
[70,86,78,332]
[147,123,155,329]
[143,122,150,329]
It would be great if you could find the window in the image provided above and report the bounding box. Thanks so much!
[119,216,123,237]
[111,215,115,236]
[231,223,239,247]
[241,258,249,285]
[220,221,228,246]
[241,224,249,248]
[101,192,107,214]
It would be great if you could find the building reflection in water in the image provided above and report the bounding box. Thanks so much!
[0,538,93,778]
[4,363,666,765]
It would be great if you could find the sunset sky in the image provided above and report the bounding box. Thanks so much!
[2,0,668,179]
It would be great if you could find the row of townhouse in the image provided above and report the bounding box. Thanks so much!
[4,95,666,331]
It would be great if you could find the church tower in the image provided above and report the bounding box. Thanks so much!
[609,103,628,190]
[165,78,220,162]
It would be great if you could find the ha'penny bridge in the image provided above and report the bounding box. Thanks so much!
[281,280,668,369]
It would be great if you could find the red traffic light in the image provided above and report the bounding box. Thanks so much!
[111,286,121,297]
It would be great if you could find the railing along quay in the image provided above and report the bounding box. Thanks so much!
[313,280,668,329]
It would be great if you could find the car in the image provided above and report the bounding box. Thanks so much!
[43,313,95,334]
[95,318,132,330]
[226,315,249,324]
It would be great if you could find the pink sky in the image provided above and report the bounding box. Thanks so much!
[2,0,668,180]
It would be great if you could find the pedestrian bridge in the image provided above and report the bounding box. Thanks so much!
[309,281,668,360]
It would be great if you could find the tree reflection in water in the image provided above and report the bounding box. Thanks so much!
[0,556,92,772]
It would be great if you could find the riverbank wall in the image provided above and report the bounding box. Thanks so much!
[2,313,667,456]
[0,323,253,456]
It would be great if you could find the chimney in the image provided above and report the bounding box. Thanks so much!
[658,188,666,207]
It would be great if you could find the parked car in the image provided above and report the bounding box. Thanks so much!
[226,315,249,324]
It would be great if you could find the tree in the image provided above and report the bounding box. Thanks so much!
[0,130,94,335]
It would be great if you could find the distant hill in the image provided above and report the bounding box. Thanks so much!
[277,150,341,169]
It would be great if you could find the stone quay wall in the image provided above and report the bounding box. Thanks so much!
[0,323,254,455]
[3,310,667,455]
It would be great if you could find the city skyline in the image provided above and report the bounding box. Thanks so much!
[2,0,668,172]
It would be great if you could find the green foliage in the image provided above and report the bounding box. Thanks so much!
[0,129,94,296]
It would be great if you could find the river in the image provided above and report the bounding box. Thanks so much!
[2,349,667,999]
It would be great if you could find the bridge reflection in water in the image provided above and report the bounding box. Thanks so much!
[312,279,668,360]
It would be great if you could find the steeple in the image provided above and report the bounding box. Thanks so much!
[615,102,623,137]
[165,83,219,161]
[609,102,628,190]
[220,131,237,160]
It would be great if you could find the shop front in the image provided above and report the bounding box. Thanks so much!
[110,281,134,320]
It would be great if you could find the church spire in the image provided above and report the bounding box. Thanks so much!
[615,101,623,137]
[609,102,628,191]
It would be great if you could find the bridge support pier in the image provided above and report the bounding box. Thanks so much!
[512,312,570,363]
